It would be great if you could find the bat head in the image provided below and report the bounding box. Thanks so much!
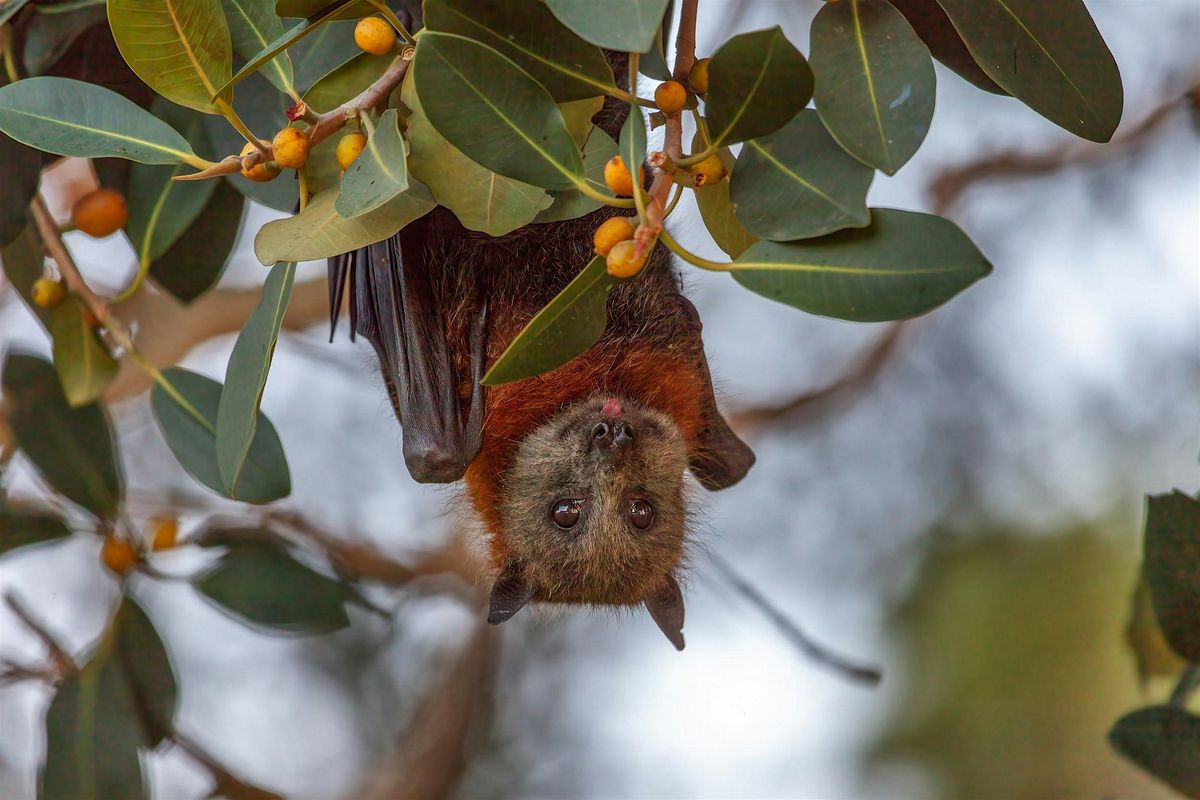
[489,394,690,649]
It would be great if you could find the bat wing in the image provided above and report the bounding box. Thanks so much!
[679,298,756,491]
[328,215,486,483]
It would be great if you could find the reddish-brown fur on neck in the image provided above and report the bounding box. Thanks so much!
[465,339,707,569]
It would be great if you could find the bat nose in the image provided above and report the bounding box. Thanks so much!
[591,420,635,456]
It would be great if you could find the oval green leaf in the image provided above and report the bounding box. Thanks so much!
[254,184,433,263]
[0,510,72,558]
[275,0,370,17]
[0,133,40,246]
[691,127,755,258]
[49,300,119,407]
[560,96,605,149]
[2,353,122,521]
[620,104,647,184]
[1,226,53,325]
[933,0,1122,142]
[196,539,352,633]
[532,125,617,224]
[151,367,291,503]
[544,0,669,53]
[483,255,614,386]
[884,0,1006,94]
[414,31,584,191]
[151,179,246,302]
[810,0,936,176]
[1142,491,1200,663]
[22,4,109,76]
[425,0,615,102]
[335,109,409,218]
[706,26,813,148]
[403,76,551,236]
[0,77,196,164]
[108,0,233,113]
[731,208,992,322]
[220,0,296,96]
[0,0,32,25]
[730,109,873,241]
[112,597,178,745]
[1110,705,1200,797]
[215,261,294,499]
[126,102,220,267]
[290,19,361,93]
[638,4,675,81]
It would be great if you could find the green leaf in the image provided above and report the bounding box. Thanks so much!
[638,1,675,81]
[1143,491,1200,663]
[532,125,617,224]
[403,77,550,236]
[810,0,935,175]
[424,0,615,102]
[219,0,362,98]
[112,598,178,744]
[0,0,31,24]
[731,208,992,322]
[0,226,52,325]
[2,354,122,520]
[620,104,647,184]
[560,96,605,149]
[40,596,178,800]
[933,0,1122,142]
[201,73,297,212]
[254,183,434,263]
[334,108,408,218]
[126,102,219,268]
[1110,705,1200,797]
[150,368,291,503]
[49,301,119,407]
[215,261,294,499]
[196,539,351,633]
[290,19,360,93]
[41,662,146,800]
[884,0,1006,94]
[706,27,813,148]
[300,50,391,195]
[0,132,40,246]
[691,128,755,258]
[0,510,72,558]
[275,0,370,17]
[730,110,873,241]
[22,4,108,76]
[483,256,614,386]
[151,179,246,302]
[0,77,197,164]
[414,31,584,191]
[108,0,234,113]
[221,0,296,96]
[544,0,669,53]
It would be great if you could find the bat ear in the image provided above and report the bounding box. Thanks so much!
[487,562,536,625]
[644,574,686,651]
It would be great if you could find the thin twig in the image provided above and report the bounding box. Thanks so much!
[3,591,75,677]
[706,552,883,685]
[172,732,285,800]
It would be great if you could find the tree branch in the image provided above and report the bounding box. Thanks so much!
[3,591,75,678]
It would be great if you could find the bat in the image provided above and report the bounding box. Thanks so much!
[328,79,754,652]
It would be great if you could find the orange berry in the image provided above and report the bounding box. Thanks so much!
[71,188,127,238]
[654,80,687,114]
[605,240,647,279]
[150,517,179,551]
[603,156,644,197]
[691,153,727,188]
[336,132,368,170]
[100,536,139,574]
[31,278,67,309]
[239,142,282,182]
[271,126,310,169]
[355,16,396,56]
[688,58,710,95]
[593,216,636,256]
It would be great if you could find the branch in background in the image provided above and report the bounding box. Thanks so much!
[706,552,882,685]
[172,733,285,800]
[3,591,75,678]
[726,321,908,434]
[930,77,1200,215]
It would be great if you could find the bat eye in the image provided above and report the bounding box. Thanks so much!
[629,499,655,530]
[551,499,584,529]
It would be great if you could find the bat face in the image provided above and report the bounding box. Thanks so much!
[498,395,690,606]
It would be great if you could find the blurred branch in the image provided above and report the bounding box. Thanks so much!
[351,610,500,800]
[3,591,74,678]
[172,732,285,800]
[930,78,1200,215]
[706,553,882,685]
[726,321,908,434]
